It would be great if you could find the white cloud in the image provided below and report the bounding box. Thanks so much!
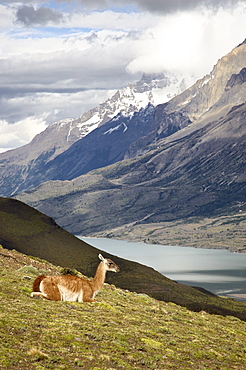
[126,6,246,76]
[0,116,48,153]
[65,9,160,31]
[0,89,117,152]
[0,88,116,128]
[38,0,245,14]
[0,5,15,30]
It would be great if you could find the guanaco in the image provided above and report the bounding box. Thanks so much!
[31,254,119,302]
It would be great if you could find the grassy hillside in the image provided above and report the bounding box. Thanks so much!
[1,197,246,321]
[1,246,246,370]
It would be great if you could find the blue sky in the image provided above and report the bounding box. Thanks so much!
[0,0,245,152]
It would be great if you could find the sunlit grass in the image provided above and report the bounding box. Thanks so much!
[1,247,246,369]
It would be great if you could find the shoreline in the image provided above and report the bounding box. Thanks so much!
[82,234,246,254]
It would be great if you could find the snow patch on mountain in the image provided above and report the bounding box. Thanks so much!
[50,72,197,145]
[103,122,128,135]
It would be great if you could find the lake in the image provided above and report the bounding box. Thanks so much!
[77,237,246,302]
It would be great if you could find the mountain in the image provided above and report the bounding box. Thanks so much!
[0,72,192,197]
[126,39,246,158]
[16,101,246,237]
[5,40,246,196]
[14,40,246,239]
[1,197,246,320]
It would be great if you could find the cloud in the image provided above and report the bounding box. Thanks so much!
[0,25,144,91]
[0,87,116,124]
[0,116,47,153]
[5,0,244,13]
[51,0,244,13]
[0,4,14,30]
[15,5,64,26]
[126,5,246,76]
[130,0,244,13]
[0,88,116,153]
[65,9,158,31]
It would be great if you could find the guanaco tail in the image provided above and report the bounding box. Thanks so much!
[31,254,119,302]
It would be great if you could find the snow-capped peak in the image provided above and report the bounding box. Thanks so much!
[64,71,196,142]
[36,71,196,161]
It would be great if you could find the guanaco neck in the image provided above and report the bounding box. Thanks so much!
[91,262,107,292]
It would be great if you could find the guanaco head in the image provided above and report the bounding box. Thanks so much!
[98,254,120,273]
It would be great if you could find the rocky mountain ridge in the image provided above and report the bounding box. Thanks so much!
[16,101,246,237]
[165,39,246,119]
[0,72,194,196]
[12,39,246,189]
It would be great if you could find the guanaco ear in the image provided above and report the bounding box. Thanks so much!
[98,254,105,261]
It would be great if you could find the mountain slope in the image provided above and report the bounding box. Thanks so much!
[0,72,191,197]
[127,40,246,158]
[1,197,246,320]
[164,39,246,120]
[16,101,246,239]
[39,104,157,182]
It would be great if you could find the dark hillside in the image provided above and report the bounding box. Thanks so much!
[0,197,246,320]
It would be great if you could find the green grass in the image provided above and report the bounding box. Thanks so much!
[1,247,246,370]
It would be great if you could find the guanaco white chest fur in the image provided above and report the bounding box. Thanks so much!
[31,254,119,302]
